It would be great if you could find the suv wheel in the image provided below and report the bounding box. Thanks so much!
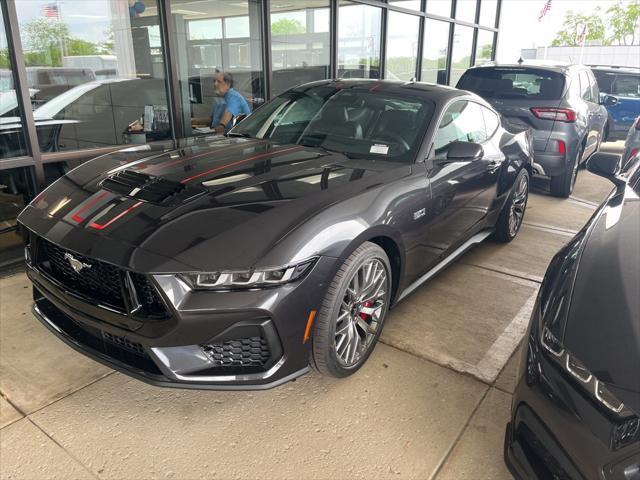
[311,242,391,378]
[492,169,529,243]
[550,146,581,198]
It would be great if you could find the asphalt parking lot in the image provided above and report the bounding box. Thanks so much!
[0,142,623,480]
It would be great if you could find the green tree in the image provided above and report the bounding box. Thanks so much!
[271,18,305,36]
[552,8,607,46]
[21,18,70,66]
[607,0,640,45]
[0,49,10,69]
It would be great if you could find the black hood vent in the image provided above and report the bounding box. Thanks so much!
[101,170,206,205]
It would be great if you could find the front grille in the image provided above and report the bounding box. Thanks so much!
[41,239,126,311]
[37,238,168,318]
[201,336,271,373]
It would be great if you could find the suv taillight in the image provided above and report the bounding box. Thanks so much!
[531,108,577,123]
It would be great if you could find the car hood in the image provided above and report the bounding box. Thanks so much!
[18,137,409,272]
[563,186,640,410]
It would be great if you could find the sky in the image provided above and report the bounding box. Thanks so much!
[496,0,626,62]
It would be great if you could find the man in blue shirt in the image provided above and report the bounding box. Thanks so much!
[192,71,251,134]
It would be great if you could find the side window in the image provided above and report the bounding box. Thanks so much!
[481,106,500,136]
[433,101,488,157]
[579,71,594,102]
[612,75,640,98]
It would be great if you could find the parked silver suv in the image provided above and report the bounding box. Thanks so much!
[458,62,607,197]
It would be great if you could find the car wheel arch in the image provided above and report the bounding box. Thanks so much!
[335,227,405,306]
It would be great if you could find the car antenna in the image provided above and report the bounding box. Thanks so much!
[517,57,524,65]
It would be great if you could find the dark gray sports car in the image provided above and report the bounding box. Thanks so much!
[18,80,533,389]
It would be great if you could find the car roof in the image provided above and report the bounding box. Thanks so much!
[293,78,468,103]
[466,61,581,73]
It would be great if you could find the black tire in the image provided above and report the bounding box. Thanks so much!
[550,146,581,198]
[492,169,529,243]
[311,242,391,378]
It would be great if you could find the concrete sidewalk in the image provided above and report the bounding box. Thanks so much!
[0,159,616,480]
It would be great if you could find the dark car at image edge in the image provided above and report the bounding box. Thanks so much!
[505,151,640,480]
[18,79,533,390]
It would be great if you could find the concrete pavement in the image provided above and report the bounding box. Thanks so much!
[0,150,619,480]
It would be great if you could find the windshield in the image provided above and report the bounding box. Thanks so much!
[231,85,435,163]
[459,67,566,100]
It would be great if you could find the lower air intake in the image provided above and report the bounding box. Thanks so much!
[201,337,271,373]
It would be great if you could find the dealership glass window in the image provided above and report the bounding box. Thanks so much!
[0,167,33,268]
[449,25,474,86]
[426,0,452,17]
[338,1,382,79]
[455,0,478,23]
[387,1,422,11]
[169,0,264,135]
[421,19,450,84]
[14,0,172,152]
[474,29,495,65]
[270,1,330,97]
[385,11,420,81]
[1,7,29,159]
[479,0,498,27]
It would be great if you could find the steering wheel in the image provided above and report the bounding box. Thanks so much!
[374,132,410,151]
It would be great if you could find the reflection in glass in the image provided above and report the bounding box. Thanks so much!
[475,30,495,65]
[422,20,450,85]
[0,7,29,158]
[426,0,452,17]
[385,11,419,81]
[270,1,330,97]
[479,0,498,27]
[450,25,474,86]
[338,1,382,79]
[169,0,264,137]
[455,0,478,23]
[14,0,171,152]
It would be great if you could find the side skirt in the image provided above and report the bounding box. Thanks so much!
[395,229,494,303]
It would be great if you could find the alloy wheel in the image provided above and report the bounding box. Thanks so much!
[334,258,389,367]
[508,175,528,237]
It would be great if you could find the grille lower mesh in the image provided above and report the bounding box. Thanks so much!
[201,337,271,370]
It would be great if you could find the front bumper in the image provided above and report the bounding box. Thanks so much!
[504,306,640,480]
[26,255,338,390]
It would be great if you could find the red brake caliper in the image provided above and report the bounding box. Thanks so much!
[359,300,373,320]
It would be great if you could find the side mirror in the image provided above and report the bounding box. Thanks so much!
[601,95,618,107]
[586,152,626,187]
[232,114,247,127]
[444,141,484,162]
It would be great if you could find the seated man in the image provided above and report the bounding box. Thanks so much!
[192,71,251,134]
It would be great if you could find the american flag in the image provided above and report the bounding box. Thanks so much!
[577,24,588,44]
[41,3,59,19]
[538,0,552,22]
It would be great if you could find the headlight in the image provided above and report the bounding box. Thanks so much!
[179,258,316,290]
[541,326,634,418]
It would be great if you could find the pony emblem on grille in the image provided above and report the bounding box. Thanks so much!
[64,252,92,273]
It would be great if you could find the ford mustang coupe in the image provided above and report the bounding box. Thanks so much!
[18,80,533,389]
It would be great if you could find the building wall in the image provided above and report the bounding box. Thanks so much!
[521,45,640,68]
